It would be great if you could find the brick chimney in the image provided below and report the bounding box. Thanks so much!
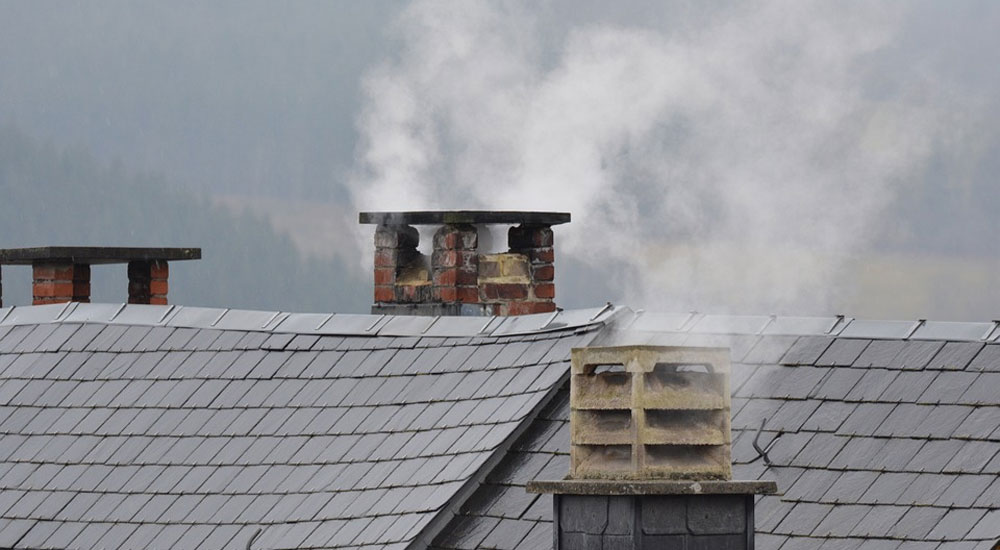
[0,247,200,307]
[528,345,776,549]
[359,211,569,316]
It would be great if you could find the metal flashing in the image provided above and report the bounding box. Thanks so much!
[838,319,920,340]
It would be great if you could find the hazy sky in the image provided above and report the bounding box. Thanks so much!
[2,1,1000,319]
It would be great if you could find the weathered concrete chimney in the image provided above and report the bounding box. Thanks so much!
[0,247,201,306]
[359,210,570,316]
[529,345,776,549]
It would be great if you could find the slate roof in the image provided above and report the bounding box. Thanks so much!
[1,304,999,549]
[431,312,1000,550]
[0,303,609,549]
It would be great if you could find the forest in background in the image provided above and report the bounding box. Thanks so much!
[0,125,367,312]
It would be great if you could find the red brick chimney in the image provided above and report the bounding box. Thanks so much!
[0,247,200,307]
[360,211,570,316]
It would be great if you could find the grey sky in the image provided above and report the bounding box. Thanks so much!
[2,1,999,319]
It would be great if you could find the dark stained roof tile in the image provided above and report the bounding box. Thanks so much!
[816,339,870,366]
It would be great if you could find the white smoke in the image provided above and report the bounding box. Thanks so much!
[350,0,938,314]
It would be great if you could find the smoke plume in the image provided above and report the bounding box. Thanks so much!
[350,0,938,314]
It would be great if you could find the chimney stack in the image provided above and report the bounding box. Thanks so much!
[359,210,569,316]
[528,345,776,549]
[0,247,200,307]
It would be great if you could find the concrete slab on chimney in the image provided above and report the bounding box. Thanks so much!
[0,246,201,264]
[526,479,777,496]
[359,210,571,226]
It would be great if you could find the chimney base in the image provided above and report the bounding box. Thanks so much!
[528,480,775,550]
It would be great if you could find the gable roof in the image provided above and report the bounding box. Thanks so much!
[0,303,613,549]
[431,311,1000,549]
[1,304,999,549]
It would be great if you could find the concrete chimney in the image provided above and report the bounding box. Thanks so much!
[0,247,200,307]
[359,210,570,316]
[529,345,776,549]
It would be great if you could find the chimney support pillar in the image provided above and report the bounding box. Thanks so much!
[128,260,169,305]
[432,224,479,304]
[32,262,91,305]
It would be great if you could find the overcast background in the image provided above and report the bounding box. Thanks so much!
[1,1,999,320]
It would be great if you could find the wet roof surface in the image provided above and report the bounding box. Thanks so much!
[435,323,1000,549]
[0,304,602,549]
[1,304,999,549]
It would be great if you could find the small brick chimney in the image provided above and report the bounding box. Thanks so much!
[528,345,776,549]
[0,247,201,307]
[359,210,569,316]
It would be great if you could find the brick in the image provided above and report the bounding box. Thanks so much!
[431,250,459,268]
[375,224,419,249]
[374,286,394,303]
[530,248,555,264]
[456,286,479,303]
[374,249,400,268]
[32,263,75,280]
[149,280,168,296]
[32,281,74,298]
[149,296,168,306]
[433,224,477,250]
[532,264,554,281]
[374,268,394,285]
[149,261,168,279]
[433,268,477,287]
[395,283,433,303]
[480,283,529,301]
[534,283,555,299]
[509,225,553,248]
[438,286,479,303]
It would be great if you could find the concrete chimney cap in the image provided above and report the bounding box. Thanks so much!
[0,246,201,265]
[358,210,570,226]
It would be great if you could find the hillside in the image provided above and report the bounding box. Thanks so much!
[0,125,367,312]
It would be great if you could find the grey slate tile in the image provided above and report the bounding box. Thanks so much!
[887,341,944,370]
[958,373,1000,404]
[968,344,1000,371]
[934,474,993,507]
[918,371,979,404]
[858,472,917,504]
[874,403,933,437]
[775,502,833,536]
[792,434,849,469]
[943,440,1000,473]
[845,369,899,402]
[849,505,908,538]
[889,506,948,538]
[967,509,1000,539]
[811,368,865,400]
[837,403,895,436]
[853,340,905,367]
[816,339,870,366]
[928,342,983,370]
[811,504,871,537]
[906,440,965,473]
[911,405,972,439]
[926,508,987,540]
[865,438,925,471]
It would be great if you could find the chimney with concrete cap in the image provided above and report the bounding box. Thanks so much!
[0,247,201,307]
[528,345,777,549]
[359,210,569,316]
